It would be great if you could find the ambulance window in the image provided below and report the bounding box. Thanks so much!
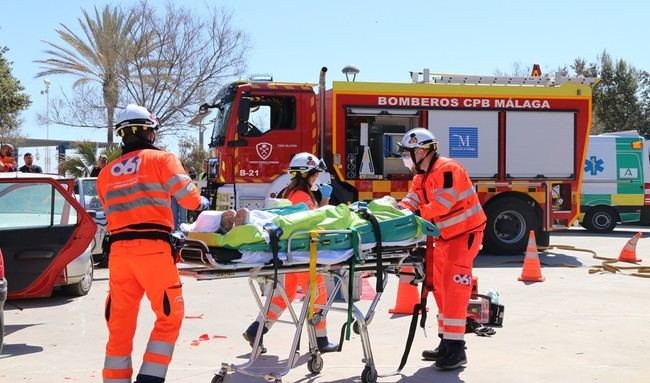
[241,96,296,137]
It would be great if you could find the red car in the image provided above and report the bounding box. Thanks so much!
[0,248,6,352]
[0,174,96,299]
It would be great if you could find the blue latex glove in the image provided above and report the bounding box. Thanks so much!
[199,196,210,210]
[318,183,333,199]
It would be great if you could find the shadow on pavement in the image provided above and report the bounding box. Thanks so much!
[401,365,466,383]
[552,229,644,238]
[3,323,40,337]
[540,251,583,267]
[474,250,583,269]
[5,293,75,310]
[223,353,314,382]
[289,365,466,383]
[0,343,44,359]
[0,324,45,359]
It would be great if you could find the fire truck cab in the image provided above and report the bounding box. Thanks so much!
[202,68,597,255]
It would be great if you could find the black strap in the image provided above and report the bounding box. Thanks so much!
[358,210,384,293]
[112,223,173,235]
[109,230,172,245]
[264,224,283,289]
[395,283,429,371]
[419,281,429,330]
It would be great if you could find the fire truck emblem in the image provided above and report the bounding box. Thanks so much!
[256,142,273,160]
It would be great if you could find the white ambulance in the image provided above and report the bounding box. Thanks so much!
[580,132,650,232]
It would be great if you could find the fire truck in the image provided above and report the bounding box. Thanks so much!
[199,67,597,254]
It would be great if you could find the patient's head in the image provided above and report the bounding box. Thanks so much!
[219,208,251,233]
[220,209,237,232]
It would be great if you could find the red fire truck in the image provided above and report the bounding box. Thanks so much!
[199,68,597,254]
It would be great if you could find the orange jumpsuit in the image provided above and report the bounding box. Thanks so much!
[98,148,201,383]
[262,190,329,337]
[399,155,486,341]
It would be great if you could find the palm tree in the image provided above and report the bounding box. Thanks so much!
[59,141,121,178]
[35,5,137,145]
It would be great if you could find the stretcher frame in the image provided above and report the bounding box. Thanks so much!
[178,229,426,383]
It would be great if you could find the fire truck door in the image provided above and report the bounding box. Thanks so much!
[235,94,303,181]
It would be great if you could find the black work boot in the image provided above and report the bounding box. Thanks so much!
[134,374,164,383]
[434,340,467,370]
[422,335,446,361]
[316,336,339,353]
[242,321,268,354]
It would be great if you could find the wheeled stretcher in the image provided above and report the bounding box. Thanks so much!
[177,200,438,383]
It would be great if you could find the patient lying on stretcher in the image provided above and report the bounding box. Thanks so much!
[180,196,438,252]
[180,206,280,236]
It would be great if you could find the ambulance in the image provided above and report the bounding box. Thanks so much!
[580,132,650,232]
[199,68,597,254]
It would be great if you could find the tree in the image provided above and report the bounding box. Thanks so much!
[120,2,249,132]
[59,141,121,178]
[572,51,650,136]
[0,46,31,142]
[35,5,138,145]
[177,136,206,173]
[37,2,249,143]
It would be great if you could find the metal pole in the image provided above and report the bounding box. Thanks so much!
[318,67,327,159]
[46,88,50,172]
[42,79,51,173]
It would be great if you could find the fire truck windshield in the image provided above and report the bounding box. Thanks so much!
[210,101,233,147]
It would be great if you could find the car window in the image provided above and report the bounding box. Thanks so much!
[0,182,78,229]
[81,179,102,211]
[82,179,98,197]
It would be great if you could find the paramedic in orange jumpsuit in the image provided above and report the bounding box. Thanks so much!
[98,104,209,383]
[242,152,338,354]
[397,128,486,370]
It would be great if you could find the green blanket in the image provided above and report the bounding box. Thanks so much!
[188,197,438,251]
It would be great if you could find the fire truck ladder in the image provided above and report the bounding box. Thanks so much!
[410,68,599,86]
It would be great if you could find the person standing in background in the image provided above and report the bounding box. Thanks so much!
[0,144,17,172]
[91,154,108,177]
[19,153,43,173]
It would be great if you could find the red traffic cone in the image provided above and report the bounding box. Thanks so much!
[518,230,545,282]
[389,266,420,314]
[618,232,642,263]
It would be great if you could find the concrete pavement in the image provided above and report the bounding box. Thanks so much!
[1,227,649,382]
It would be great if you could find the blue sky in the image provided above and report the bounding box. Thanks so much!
[1,0,648,154]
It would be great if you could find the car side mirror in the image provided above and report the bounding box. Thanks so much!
[207,158,219,181]
[237,97,252,135]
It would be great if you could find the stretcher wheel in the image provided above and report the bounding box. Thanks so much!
[353,321,361,335]
[361,366,377,383]
[210,374,225,383]
[307,354,324,374]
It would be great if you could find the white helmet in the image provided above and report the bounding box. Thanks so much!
[398,128,438,151]
[115,104,160,137]
[288,152,326,177]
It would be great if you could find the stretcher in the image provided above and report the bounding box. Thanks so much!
[177,201,438,383]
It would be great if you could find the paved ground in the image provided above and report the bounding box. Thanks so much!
[1,227,650,383]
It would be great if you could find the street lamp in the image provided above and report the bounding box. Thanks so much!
[41,79,51,172]
[341,65,360,82]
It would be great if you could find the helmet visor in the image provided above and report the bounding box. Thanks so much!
[316,159,327,172]
[116,124,159,137]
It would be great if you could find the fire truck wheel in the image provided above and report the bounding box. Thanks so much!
[582,206,617,233]
[484,198,536,255]
[535,228,550,248]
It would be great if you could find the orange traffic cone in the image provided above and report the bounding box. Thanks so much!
[518,230,545,282]
[389,266,420,314]
[471,275,479,295]
[618,232,642,263]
